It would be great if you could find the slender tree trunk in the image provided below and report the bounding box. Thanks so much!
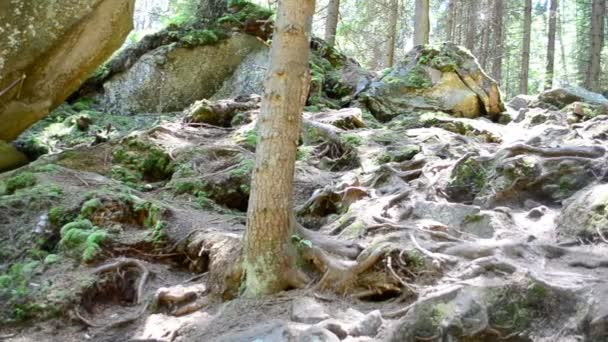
[386,0,399,67]
[585,0,606,92]
[520,0,532,95]
[465,0,478,52]
[413,0,430,46]
[242,0,315,297]
[324,0,340,47]
[559,0,570,85]
[544,0,558,89]
[197,0,227,23]
[480,25,491,69]
[492,0,504,83]
[446,0,455,42]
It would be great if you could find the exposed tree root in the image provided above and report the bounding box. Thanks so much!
[91,257,150,305]
[503,143,605,159]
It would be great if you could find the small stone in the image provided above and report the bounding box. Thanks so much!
[298,326,340,342]
[526,206,547,219]
[292,297,331,324]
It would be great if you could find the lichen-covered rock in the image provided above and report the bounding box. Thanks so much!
[359,44,504,122]
[556,184,608,240]
[0,0,135,141]
[97,33,267,114]
[538,86,608,109]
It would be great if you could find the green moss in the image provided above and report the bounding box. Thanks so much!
[5,172,37,194]
[173,180,205,195]
[111,138,175,186]
[230,158,254,178]
[59,219,108,263]
[297,146,315,161]
[180,28,225,47]
[340,134,362,149]
[43,254,60,265]
[237,129,258,150]
[386,65,432,89]
[221,0,273,25]
[487,282,548,331]
[449,158,487,193]
[80,198,103,218]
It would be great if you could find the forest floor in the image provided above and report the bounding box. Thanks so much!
[1,95,608,341]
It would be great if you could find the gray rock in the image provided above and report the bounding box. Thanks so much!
[412,200,481,227]
[316,319,349,339]
[350,310,383,337]
[98,33,266,114]
[298,326,340,342]
[508,94,537,111]
[556,184,608,240]
[212,47,269,100]
[538,86,608,109]
[215,320,296,342]
[292,297,331,324]
[526,206,547,220]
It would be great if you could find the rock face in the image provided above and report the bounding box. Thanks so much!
[359,44,505,122]
[0,0,135,142]
[0,141,28,172]
[98,33,267,114]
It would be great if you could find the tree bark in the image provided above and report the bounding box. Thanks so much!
[196,0,227,23]
[585,0,606,92]
[491,0,504,83]
[242,0,316,297]
[413,0,430,46]
[520,0,532,95]
[324,0,340,47]
[465,0,478,52]
[386,0,399,67]
[544,0,558,90]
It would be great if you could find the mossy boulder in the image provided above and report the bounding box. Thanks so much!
[0,0,135,142]
[359,43,505,122]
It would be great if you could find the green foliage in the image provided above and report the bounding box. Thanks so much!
[230,158,255,178]
[5,172,37,194]
[449,158,487,192]
[291,234,313,249]
[173,180,205,195]
[180,29,224,47]
[111,138,175,186]
[237,129,258,150]
[488,282,548,331]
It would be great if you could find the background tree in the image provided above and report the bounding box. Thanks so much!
[520,0,532,94]
[242,0,316,296]
[324,0,340,47]
[585,0,606,92]
[413,0,430,45]
[386,0,399,67]
[544,0,558,89]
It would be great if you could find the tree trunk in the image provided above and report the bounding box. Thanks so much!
[242,0,316,297]
[558,0,569,85]
[446,0,455,42]
[585,0,606,92]
[413,0,430,46]
[324,0,340,47]
[386,0,399,67]
[465,0,478,52]
[520,0,532,95]
[544,0,558,90]
[491,0,504,83]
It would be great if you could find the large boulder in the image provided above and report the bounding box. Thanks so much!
[538,86,608,109]
[359,44,505,122]
[0,141,28,172]
[0,0,135,141]
[97,33,267,114]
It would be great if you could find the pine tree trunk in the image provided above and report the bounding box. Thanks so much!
[520,0,532,95]
[446,0,455,42]
[544,0,558,90]
[465,0,478,52]
[585,0,606,92]
[242,0,315,297]
[196,0,227,23]
[491,0,504,83]
[325,0,340,47]
[386,0,399,67]
[558,0,570,85]
[414,0,430,46]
